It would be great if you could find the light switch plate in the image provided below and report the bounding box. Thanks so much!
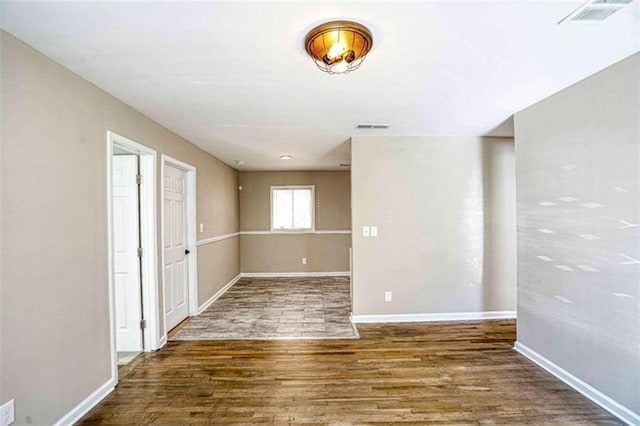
[199,223,204,233]
[385,291,392,302]
[362,226,370,237]
[370,226,378,237]
[302,257,307,265]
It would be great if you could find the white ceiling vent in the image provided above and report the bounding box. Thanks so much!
[355,124,390,130]
[560,0,635,23]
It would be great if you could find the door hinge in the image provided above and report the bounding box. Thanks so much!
[136,174,143,185]
[137,247,143,257]
[140,319,147,329]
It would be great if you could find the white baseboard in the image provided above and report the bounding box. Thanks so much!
[197,273,242,315]
[54,377,115,426]
[241,271,350,278]
[158,334,167,349]
[514,341,639,425]
[351,310,516,323]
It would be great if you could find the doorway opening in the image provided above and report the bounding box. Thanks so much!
[161,155,198,334]
[113,152,143,370]
[107,131,159,385]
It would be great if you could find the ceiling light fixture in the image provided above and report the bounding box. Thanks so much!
[280,155,293,160]
[304,20,373,74]
[356,124,390,130]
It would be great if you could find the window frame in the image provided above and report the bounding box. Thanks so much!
[270,185,315,232]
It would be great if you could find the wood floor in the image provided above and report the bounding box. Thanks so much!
[79,320,620,424]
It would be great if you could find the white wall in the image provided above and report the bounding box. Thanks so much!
[515,52,639,419]
[351,136,516,317]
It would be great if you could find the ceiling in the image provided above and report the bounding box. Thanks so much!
[1,1,639,171]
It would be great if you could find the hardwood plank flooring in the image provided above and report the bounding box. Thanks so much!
[79,320,621,424]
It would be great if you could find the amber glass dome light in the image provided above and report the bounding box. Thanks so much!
[304,20,373,74]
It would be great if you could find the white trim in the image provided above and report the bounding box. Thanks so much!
[135,143,160,352]
[195,230,352,247]
[162,155,196,172]
[240,230,351,235]
[186,164,199,317]
[514,342,639,425]
[313,230,351,234]
[158,334,168,349]
[350,311,517,323]
[241,271,350,278]
[160,154,198,333]
[270,185,315,232]
[196,232,240,246]
[106,131,160,390]
[106,134,117,389]
[196,273,242,314]
[53,377,115,426]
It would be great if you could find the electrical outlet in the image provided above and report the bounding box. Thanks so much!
[1,399,15,426]
[385,291,392,302]
[302,257,307,265]
[362,226,370,237]
[370,226,378,237]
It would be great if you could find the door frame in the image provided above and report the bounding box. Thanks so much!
[106,131,159,385]
[160,154,198,335]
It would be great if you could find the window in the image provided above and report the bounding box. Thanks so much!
[271,186,314,231]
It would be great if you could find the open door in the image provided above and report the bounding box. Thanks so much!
[113,155,143,352]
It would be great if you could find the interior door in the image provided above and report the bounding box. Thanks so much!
[163,163,189,331]
[113,155,143,352]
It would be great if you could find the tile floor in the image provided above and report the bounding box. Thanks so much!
[170,276,359,340]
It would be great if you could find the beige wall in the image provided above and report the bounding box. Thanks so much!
[240,171,350,231]
[239,171,351,273]
[0,32,240,425]
[240,234,350,273]
[351,136,516,316]
[197,237,240,306]
[193,155,240,306]
[515,53,639,417]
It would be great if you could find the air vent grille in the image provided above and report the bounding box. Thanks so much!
[356,124,390,130]
[592,0,633,4]
[559,0,634,22]
[572,6,619,20]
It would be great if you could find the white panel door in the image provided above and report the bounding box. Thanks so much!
[163,164,189,331]
[113,155,143,352]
